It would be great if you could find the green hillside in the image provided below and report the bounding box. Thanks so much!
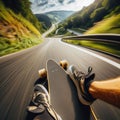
[0,0,43,56]
[2,0,43,33]
[55,0,120,35]
[85,14,120,34]
[35,14,52,31]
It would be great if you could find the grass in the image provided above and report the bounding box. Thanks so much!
[0,36,43,56]
[64,40,120,56]
[8,10,41,36]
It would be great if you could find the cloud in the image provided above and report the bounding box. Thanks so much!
[58,0,64,4]
[31,0,95,13]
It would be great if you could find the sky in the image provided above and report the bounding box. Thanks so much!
[31,0,95,13]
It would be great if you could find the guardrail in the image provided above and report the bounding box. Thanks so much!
[62,34,120,58]
[62,34,120,44]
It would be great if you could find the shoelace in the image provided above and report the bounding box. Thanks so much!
[73,67,93,97]
[33,92,59,120]
[74,66,93,80]
[34,92,49,107]
[74,70,85,80]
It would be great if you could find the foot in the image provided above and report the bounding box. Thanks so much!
[27,84,62,120]
[67,65,95,105]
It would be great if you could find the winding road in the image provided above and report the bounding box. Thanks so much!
[0,38,120,120]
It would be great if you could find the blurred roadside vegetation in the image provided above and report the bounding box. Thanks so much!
[64,40,120,56]
[85,14,120,34]
[0,0,43,56]
[1,0,44,33]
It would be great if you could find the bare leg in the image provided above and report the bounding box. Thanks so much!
[89,77,120,108]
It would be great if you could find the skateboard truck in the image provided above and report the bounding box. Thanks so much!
[59,60,68,70]
[38,68,47,78]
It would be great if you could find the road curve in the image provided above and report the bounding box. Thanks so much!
[0,38,120,120]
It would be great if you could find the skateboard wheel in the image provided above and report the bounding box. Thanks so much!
[38,68,47,78]
[59,60,68,70]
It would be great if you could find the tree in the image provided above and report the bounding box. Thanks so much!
[90,7,107,22]
[2,0,31,15]
[72,16,82,28]
[67,19,73,28]
[102,0,119,10]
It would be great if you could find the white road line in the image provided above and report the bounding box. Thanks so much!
[59,40,120,69]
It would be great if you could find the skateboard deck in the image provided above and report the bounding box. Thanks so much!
[27,59,119,120]
[47,60,94,120]
[27,59,95,120]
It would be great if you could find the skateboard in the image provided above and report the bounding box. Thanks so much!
[27,59,95,120]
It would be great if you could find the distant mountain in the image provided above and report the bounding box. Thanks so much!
[45,10,74,23]
[35,14,52,30]
[30,0,77,13]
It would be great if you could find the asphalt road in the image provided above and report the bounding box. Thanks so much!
[0,38,120,120]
